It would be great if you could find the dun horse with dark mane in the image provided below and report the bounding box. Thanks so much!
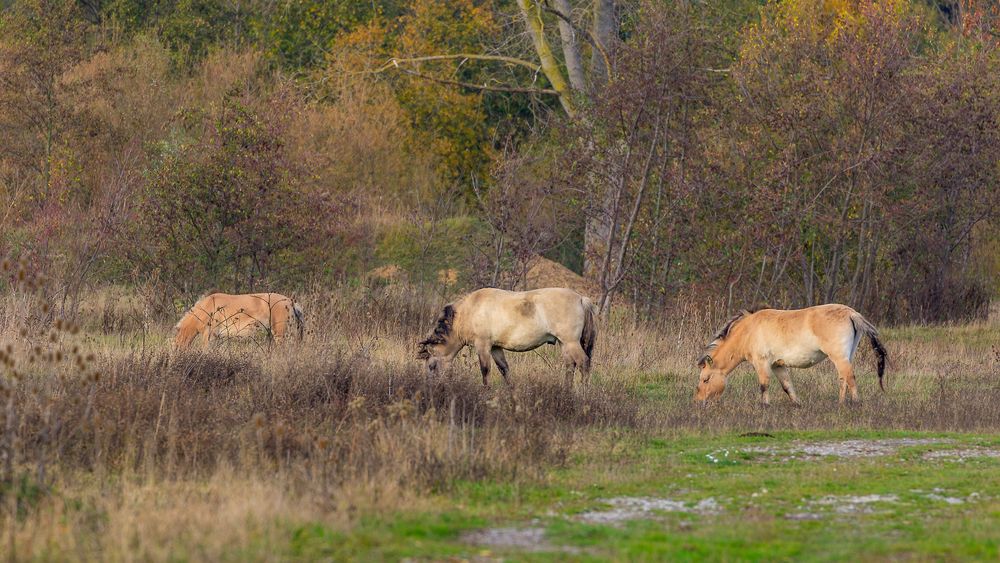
[695,304,886,405]
[417,288,598,386]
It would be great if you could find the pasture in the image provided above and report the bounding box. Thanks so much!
[2,286,999,560]
[2,0,998,560]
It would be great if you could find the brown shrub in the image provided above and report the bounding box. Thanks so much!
[4,333,641,498]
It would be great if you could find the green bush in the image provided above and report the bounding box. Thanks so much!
[375,215,486,286]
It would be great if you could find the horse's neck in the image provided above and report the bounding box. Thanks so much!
[715,332,747,373]
[443,339,466,359]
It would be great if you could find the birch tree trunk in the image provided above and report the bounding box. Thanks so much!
[552,0,587,93]
[583,0,617,279]
[590,0,616,86]
[516,0,576,115]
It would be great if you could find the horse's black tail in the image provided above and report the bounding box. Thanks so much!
[852,313,886,391]
[581,299,598,361]
[870,332,887,392]
[293,303,304,341]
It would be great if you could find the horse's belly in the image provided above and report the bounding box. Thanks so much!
[214,314,263,338]
[779,348,828,368]
[495,328,554,352]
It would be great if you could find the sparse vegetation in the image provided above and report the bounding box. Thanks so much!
[1,0,999,559]
[1,278,998,558]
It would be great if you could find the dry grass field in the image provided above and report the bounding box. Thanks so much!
[2,284,999,560]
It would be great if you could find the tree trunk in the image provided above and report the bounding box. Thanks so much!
[584,186,614,280]
[583,0,617,278]
[590,0,616,87]
[516,0,576,115]
[552,0,587,93]
[514,0,620,284]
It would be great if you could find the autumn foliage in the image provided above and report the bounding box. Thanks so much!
[0,0,996,322]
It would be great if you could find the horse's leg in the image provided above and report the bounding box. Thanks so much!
[752,360,772,406]
[562,342,590,387]
[490,347,511,385]
[271,308,289,343]
[476,342,492,386]
[579,351,592,384]
[557,343,575,387]
[772,364,800,405]
[831,357,859,404]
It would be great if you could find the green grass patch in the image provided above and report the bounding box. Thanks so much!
[308,431,1000,560]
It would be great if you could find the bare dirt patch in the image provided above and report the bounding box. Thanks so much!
[922,448,1000,462]
[745,438,949,460]
[924,492,968,505]
[784,512,825,521]
[814,494,900,514]
[461,527,552,552]
[783,494,900,521]
[785,489,981,520]
[578,496,723,524]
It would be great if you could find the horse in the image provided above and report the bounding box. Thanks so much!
[417,287,598,386]
[694,304,886,405]
[173,292,304,349]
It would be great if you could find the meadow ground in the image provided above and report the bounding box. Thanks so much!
[2,286,999,561]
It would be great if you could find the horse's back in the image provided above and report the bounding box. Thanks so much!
[465,287,587,321]
[466,286,584,306]
[200,292,290,311]
[751,304,856,324]
[747,304,860,363]
[190,292,295,332]
[460,287,588,350]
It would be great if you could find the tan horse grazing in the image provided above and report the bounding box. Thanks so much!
[695,304,886,405]
[174,292,304,349]
[417,288,598,386]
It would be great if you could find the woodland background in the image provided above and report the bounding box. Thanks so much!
[1,0,998,323]
[2,2,1000,559]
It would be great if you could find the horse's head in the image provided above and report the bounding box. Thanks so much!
[173,313,201,349]
[417,304,458,373]
[694,310,755,402]
[694,352,727,401]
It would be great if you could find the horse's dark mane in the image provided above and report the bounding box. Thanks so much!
[417,304,456,358]
[705,306,769,349]
[711,310,750,342]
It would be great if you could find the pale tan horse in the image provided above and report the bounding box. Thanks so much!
[174,292,304,349]
[417,287,598,386]
[695,304,886,405]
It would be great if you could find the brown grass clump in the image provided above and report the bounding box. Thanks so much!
[0,281,644,557]
[43,347,639,485]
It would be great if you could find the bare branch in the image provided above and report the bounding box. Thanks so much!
[373,54,543,74]
[392,68,560,96]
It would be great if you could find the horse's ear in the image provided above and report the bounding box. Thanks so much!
[697,355,713,368]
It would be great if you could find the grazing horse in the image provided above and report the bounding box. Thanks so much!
[174,292,304,349]
[417,287,598,386]
[694,304,886,405]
